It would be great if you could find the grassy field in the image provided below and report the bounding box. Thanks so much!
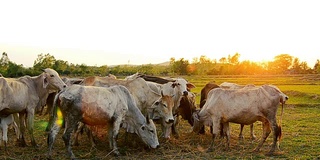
[1,74,319,159]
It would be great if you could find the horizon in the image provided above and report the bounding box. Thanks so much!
[1,1,319,68]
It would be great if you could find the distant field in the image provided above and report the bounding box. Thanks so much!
[1,74,319,159]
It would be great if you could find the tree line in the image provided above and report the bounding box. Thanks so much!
[1,52,319,77]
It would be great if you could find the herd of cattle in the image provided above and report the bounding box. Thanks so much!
[0,69,288,159]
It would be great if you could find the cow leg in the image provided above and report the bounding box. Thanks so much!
[17,112,27,147]
[2,122,10,155]
[239,124,245,140]
[207,117,220,152]
[47,122,61,159]
[26,109,38,147]
[12,114,20,140]
[86,127,96,149]
[171,115,180,138]
[267,118,280,155]
[73,122,84,146]
[62,117,78,159]
[253,120,271,152]
[0,127,2,147]
[108,117,122,156]
[223,122,230,149]
[250,124,256,140]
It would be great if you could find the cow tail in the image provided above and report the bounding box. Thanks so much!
[278,103,284,141]
[46,90,62,132]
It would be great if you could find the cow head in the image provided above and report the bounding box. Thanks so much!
[178,92,197,126]
[192,110,202,133]
[136,115,159,149]
[42,68,67,90]
[172,78,196,96]
[160,115,177,139]
[150,92,175,123]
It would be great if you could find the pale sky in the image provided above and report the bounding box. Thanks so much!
[1,0,319,68]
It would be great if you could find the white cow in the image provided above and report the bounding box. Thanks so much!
[0,68,66,148]
[193,84,288,155]
[219,82,257,140]
[47,85,159,159]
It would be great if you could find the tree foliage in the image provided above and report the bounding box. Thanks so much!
[0,52,318,77]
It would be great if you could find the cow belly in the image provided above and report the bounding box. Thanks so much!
[81,104,114,126]
[222,110,261,125]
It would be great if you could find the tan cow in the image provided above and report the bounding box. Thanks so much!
[193,84,288,155]
[47,85,159,159]
[0,68,66,148]
[199,82,257,139]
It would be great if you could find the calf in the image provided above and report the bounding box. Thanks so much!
[0,113,19,152]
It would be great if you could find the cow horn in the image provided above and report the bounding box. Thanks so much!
[146,114,150,124]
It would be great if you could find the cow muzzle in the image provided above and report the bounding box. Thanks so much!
[167,118,174,124]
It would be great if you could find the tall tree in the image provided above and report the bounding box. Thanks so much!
[314,59,320,73]
[53,59,69,75]
[33,53,56,73]
[292,57,302,73]
[229,53,240,65]
[0,52,10,75]
[170,58,190,75]
[270,54,293,74]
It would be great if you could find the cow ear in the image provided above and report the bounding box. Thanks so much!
[187,83,196,89]
[43,76,49,88]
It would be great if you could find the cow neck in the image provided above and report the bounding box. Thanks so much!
[30,73,50,101]
[126,101,146,129]
[173,92,183,113]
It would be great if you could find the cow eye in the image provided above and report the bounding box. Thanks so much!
[141,126,145,130]
[149,129,154,133]
[50,74,54,77]
[155,102,160,105]
[163,104,167,108]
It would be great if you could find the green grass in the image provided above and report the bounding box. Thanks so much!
[1,74,320,159]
